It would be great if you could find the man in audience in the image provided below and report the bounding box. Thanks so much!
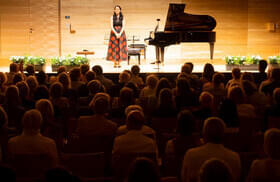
[260,68,280,96]
[112,110,158,155]
[69,68,85,91]
[8,109,58,166]
[247,128,280,182]
[255,59,268,87]
[76,93,117,136]
[226,67,241,90]
[92,65,114,92]
[181,117,241,182]
[181,64,201,91]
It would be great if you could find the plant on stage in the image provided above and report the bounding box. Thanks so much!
[268,56,280,64]
[51,55,89,66]
[10,56,46,65]
[225,55,262,65]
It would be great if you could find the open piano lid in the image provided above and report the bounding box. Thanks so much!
[164,3,217,32]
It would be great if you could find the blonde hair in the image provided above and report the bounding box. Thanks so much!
[35,99,54,123]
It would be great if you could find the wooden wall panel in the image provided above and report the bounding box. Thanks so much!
[0,0,280,65]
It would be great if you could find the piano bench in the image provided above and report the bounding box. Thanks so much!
[128,48,141,65]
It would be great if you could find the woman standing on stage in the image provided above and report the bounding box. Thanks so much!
[106,5,128,68]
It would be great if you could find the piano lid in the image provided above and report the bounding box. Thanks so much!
[164,3,217,32]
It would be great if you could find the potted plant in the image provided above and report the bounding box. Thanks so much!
[10,56,46,71]
[268,56,280,68]
[225,55,261,71]
[51,55,89,72]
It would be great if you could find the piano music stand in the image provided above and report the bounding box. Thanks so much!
[76,51,95,58]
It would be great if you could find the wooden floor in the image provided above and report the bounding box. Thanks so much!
[0,57,257,74]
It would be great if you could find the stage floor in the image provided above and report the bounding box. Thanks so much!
[0,58,258,74]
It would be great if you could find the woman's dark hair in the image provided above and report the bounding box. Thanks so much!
[176,78,191,95]
[155,77,171,97]
[203,63,215,82]
[113,5,123,21]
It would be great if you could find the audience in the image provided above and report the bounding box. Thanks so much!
[130,65,144,88]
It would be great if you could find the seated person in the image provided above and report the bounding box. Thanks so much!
[8,109,58,166]
[181,117,241,182]
[112,110,158,155]
[76,93,117,136]
[117,105,156,139]
[247,128,280,182]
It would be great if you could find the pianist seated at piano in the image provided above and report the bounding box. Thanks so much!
[146,3,217,64]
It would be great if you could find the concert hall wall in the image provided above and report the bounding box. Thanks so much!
[0,0,279,65]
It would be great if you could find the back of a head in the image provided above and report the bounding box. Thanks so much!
[16,81,30,99]
[22,109,42,134]
[25,64,35,75]
[203,63,215,81]
[85,71,96,82]
[58,72,70,88]
[89,94,110,115]
[259,59,268,73]
[176,78,191,94]
[26,75,39,90]
[158,88,173,107]
[69,68,81,81]
[34,85,50,100]
[203,117,225,144]
[125,105,143,117]
[156,77,171,97]
[57,66,66,75]
[131,65,140,76]
[87,80,102,94]
[227,86,245,104]
[50,82,63,99]
[264,128,280,159]
[241,80,257,96]
[80,64,90,75]
[146,74,159,89]
[199,158,233,182]
[119,71,131,83]
[271,68,280,81]
[5,85,20,104]
[177,110,195,136]
[231,68,241,79]
[213,73,225,86]
[127,157,160,182]
[10,63,19,73]
[120,87,134,106]
[273,88,280,105]
[241,72,254,83]
[181,64,192,75]
[35,99,54,119]
[0,72,7,86]
[126,110,145,131]
[37,71,47,85]
[199,91,214,108]
[92,65,103,75]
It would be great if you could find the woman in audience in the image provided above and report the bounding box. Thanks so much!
[80,64,90,82]
[140,74,158,98]
[126,157,161,182]
[174,78,198,111]
[228,85,256,118]
[26,75,39,100]
[3,86,25,131]
[16,81,34,110]
[87,80,104,103]
[153,88,177,117]
[247,128,280,182]
[199,158,234,182]
[57,66,66,75]
[34,85,50,101]
[201,63,215,85]
[8,109,58,166]
[130,65,144,88]
[12,72,24,85]
[155,77,172,98]
[6,63,19,85]
[57,72,72,97]
[85,70,96,83]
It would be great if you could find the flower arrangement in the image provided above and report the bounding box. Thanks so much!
[10,56,46,65]
[224,55,262,65]
[268,56,280,64]
[51,55,89,66]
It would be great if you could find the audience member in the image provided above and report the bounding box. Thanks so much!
[130,65,144,88]
[25,64,35,76]
[226,68,241,90]
[92,65,114,91]
[181,117,241,182]
[0,72,7,94]
[201,63,215,85]
[155,77,172,98]
[255,59,268,87]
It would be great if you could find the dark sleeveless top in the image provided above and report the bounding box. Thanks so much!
[113,17,123,27]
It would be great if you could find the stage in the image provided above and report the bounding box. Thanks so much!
[0,58,259,74]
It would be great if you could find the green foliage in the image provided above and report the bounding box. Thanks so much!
[268,56,280,64]
[224,55,262,65]
[10,56,46,65]
[50,55,89,66]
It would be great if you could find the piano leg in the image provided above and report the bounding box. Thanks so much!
[160,47,165,64]
[156,46,160,63]
[209,42,215,60]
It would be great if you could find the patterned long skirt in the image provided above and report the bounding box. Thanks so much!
[106,26,128,61]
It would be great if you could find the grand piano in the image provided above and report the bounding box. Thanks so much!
[146,3,217,64]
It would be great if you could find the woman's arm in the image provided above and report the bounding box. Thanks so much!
[119,18,125,36]
[110,16,118,36]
